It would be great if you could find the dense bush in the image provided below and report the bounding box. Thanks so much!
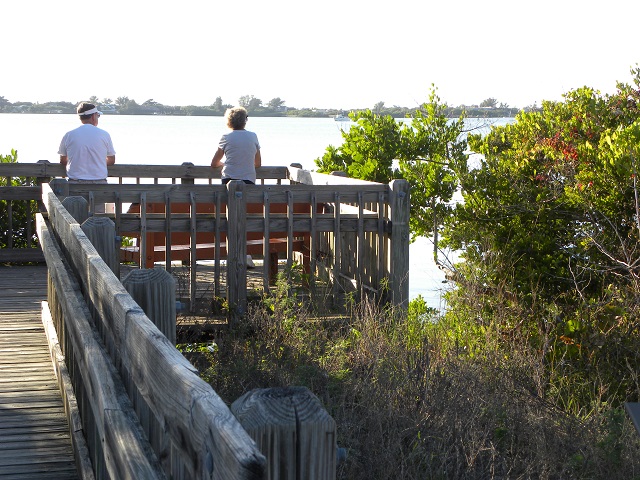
[179,281,640,479]
[0,149,39,250]
[443,67,640,415]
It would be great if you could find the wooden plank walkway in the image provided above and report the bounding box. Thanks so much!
[0,265,79,480]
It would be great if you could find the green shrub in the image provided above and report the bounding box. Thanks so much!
[192,292,640,479]
[0,149,39,250]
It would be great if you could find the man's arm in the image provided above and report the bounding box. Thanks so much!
[60,155,68,166]
[106,155,116,166]
[254,149,262,168]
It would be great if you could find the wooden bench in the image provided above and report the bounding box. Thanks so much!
[120,201,311,282]
[121,237,306,281]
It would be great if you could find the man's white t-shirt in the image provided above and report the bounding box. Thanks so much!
[58,124,116,180]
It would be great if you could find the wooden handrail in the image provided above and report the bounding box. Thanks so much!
[39,183,266,479]
[0,161,289,182]
[37,213,165,479]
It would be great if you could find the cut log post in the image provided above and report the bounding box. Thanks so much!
[122,268,177,344]
[49,178,69,198]
[81,216,120,278]
[62,196,89,224]
[231,386,337,480]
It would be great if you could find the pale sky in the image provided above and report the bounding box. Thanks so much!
[4,0,639,110]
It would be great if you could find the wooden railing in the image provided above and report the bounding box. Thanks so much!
[0,162,409,315]
[37,184,266,479]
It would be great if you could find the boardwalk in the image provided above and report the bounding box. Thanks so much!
[0,265,79,480]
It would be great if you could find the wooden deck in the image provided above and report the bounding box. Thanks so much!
[0,265,79,480]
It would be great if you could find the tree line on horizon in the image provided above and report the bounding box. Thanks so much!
[0,94,526,118]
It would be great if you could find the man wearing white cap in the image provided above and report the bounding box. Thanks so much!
[58,102,116,212]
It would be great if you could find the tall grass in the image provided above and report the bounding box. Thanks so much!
[180,274,640,479]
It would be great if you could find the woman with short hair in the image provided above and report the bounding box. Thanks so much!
[210,106,261,184]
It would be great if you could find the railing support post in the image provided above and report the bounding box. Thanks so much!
[180,162,195,186]
[35,160,53,212]
[227,180,248,324]
[389,179,410,310]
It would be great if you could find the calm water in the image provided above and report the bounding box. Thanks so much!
[1,113,509,309]
[0,114,349,168]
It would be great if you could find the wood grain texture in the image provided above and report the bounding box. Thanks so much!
[232,387,337,480]
[0,265,79,480]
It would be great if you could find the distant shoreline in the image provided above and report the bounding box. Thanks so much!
[1,94,529,119]
[0,110,519,119]
[1,97,522,119]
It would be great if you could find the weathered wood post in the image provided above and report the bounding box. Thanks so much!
[389,179,410,309]
[35,160,55,212]
[180,162,196,186]
[226,180,248,323]
[81,216,120,278]
[62,196,89,224]
[35,159,53,178]
[181,162,197,312]
[122,268,177,344]
[231,386,337,480]
[49,178,70,199]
